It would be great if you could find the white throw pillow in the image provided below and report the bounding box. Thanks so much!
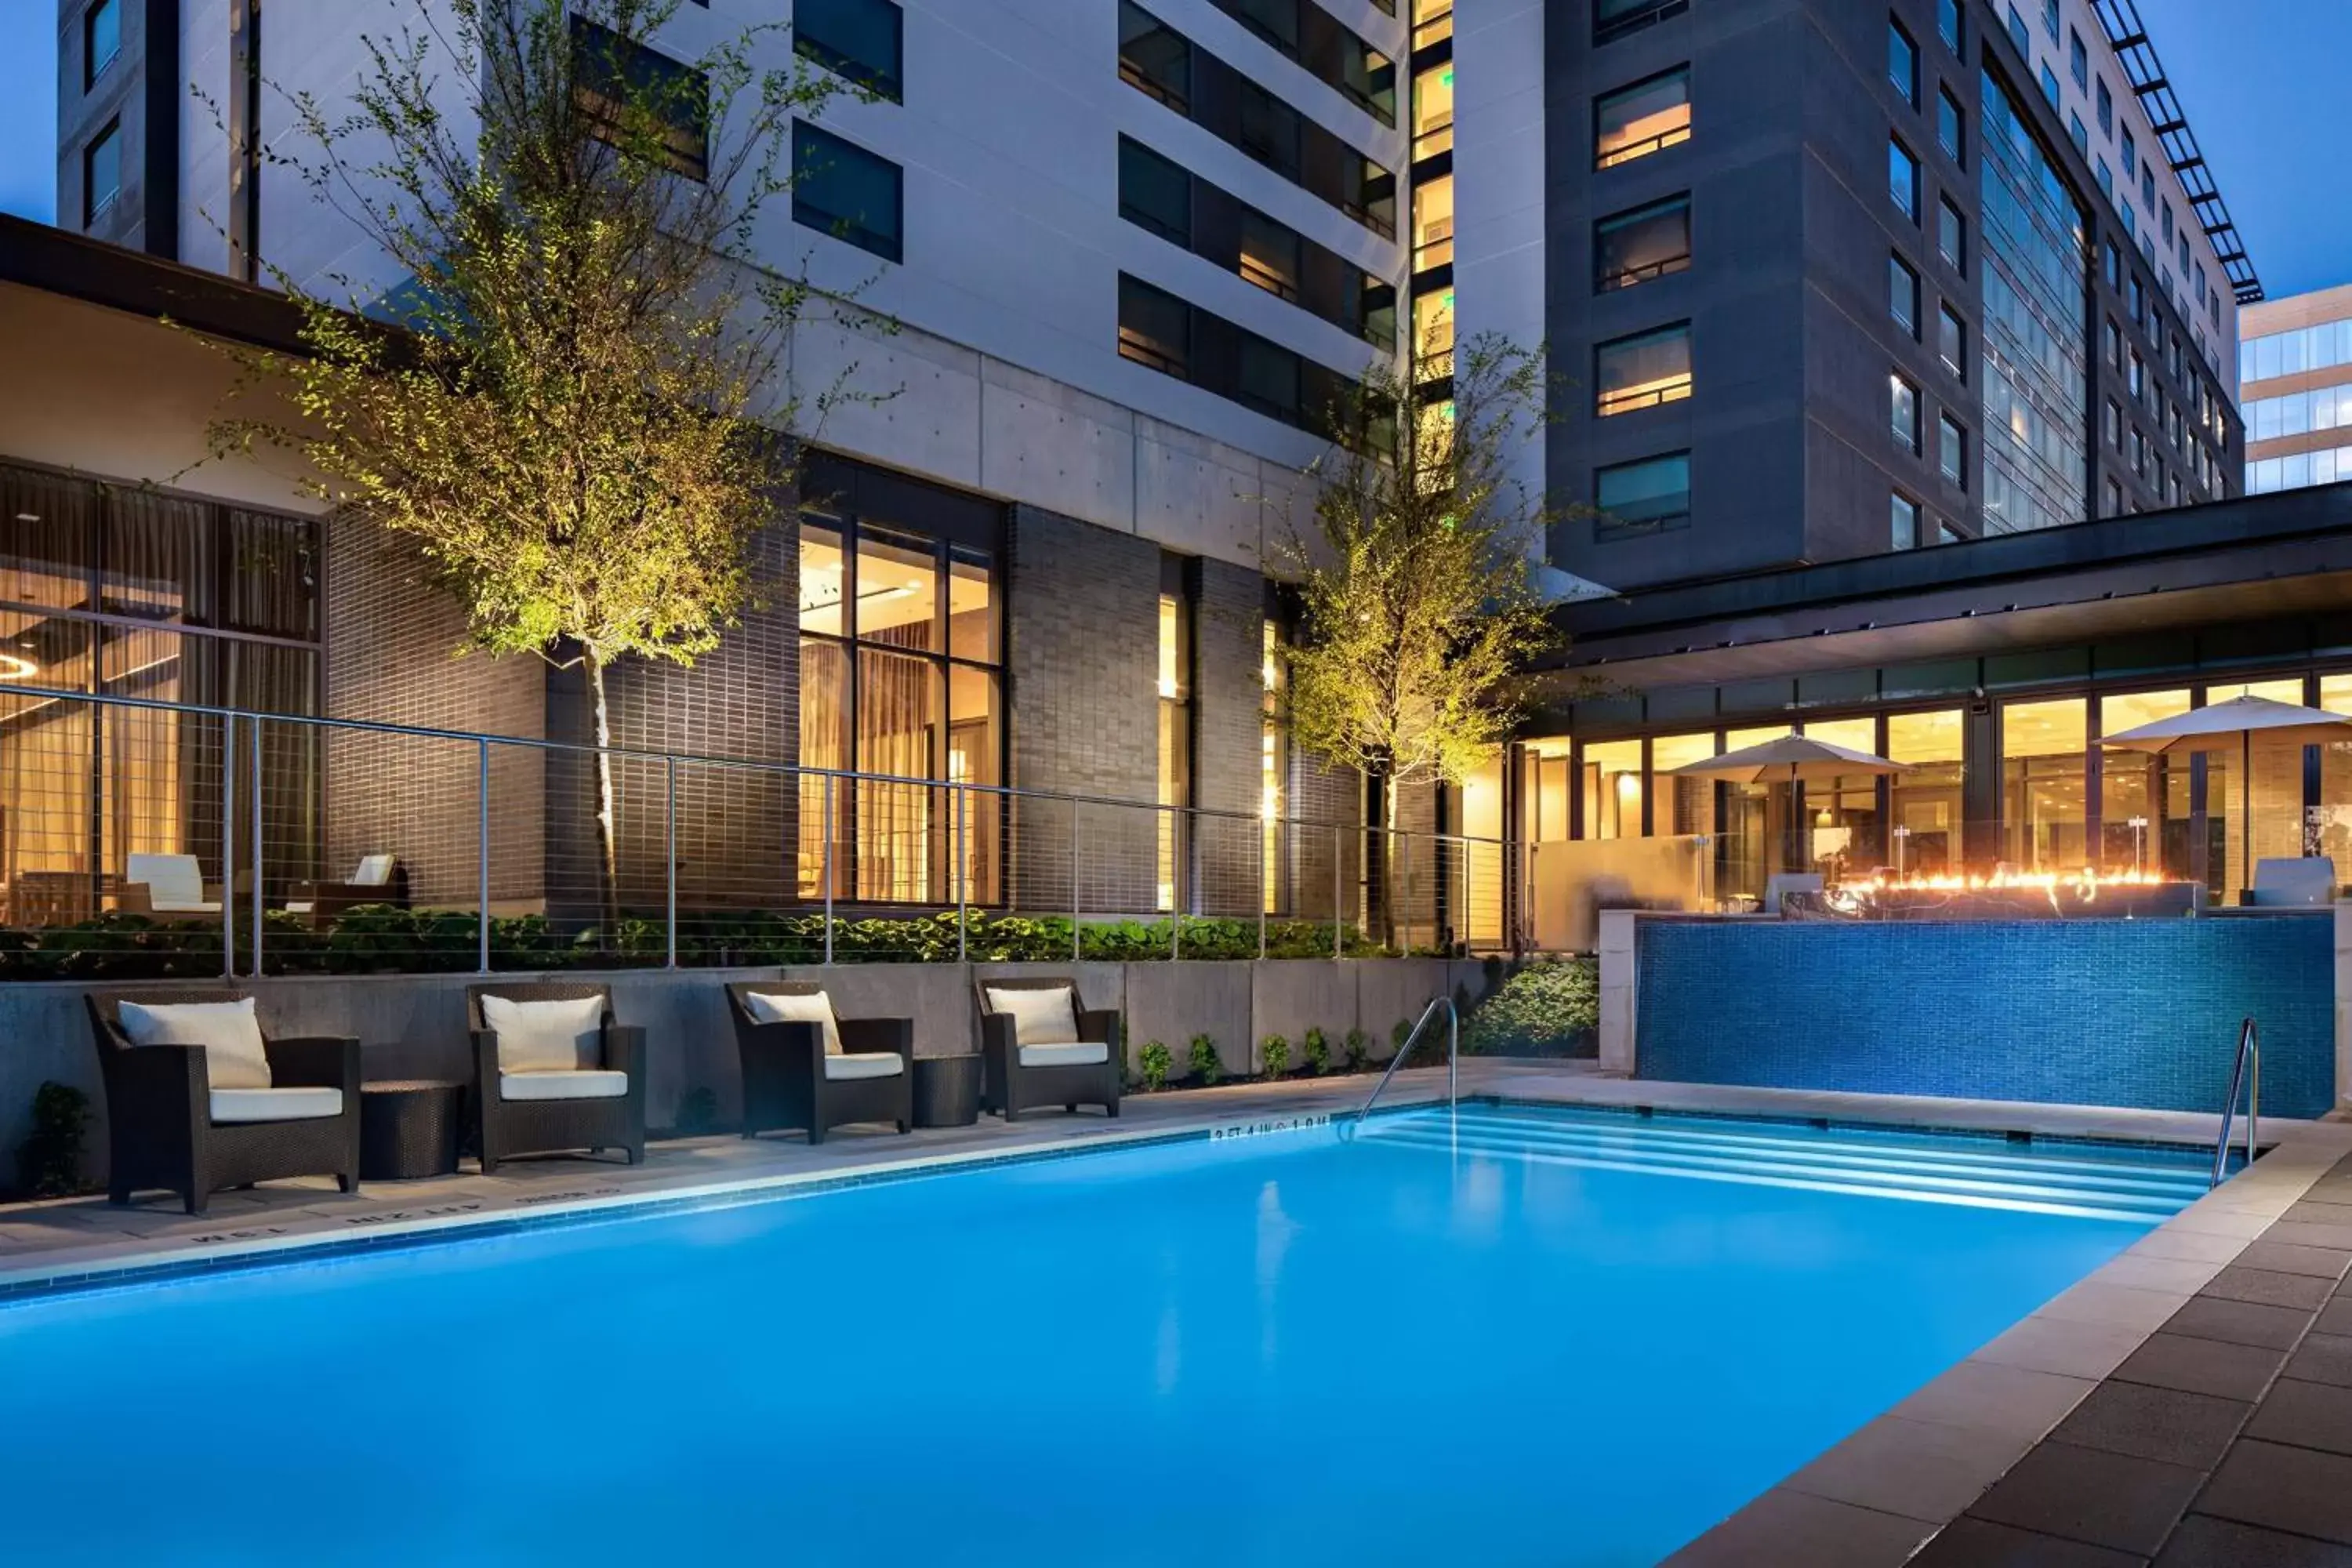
[743,989,843,1056]
[985,985,1079,1047]
[117,998,273,1091]
[481,994,604,1075]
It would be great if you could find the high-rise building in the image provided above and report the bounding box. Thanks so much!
[2240,282,2352,496]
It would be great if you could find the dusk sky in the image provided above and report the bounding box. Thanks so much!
[0,2,2345,299]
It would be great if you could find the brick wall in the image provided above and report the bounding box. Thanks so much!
[323,521,546,909]
[1005,503,1160,916]
[1191,556,1266,916]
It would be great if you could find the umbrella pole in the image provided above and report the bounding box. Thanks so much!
[2242,729,2252,905]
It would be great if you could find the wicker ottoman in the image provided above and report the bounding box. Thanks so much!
[912,1054,983,1129]
[359,1080,466,1181]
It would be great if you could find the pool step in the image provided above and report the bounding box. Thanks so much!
[1358,1109,2208,1222]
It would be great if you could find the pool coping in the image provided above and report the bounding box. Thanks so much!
[1661,1113,2352,1566]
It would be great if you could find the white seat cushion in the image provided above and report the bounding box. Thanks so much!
[353,854,396,887]
[985,985,1079,1046]
[499,1069,629,1102]
[823,1051,904,1082]
[481,994,604,1075]
[743,989,843,1056]
[1018,1041,1109,1069]
[118,998,273,1091]
[128,853,212,911]
[210,1086,343,1123]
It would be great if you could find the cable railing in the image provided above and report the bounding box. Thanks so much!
[0,684,1515,979]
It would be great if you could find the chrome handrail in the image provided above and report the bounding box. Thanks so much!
[2212,1016,2259,1187]
[1351,993,1459,1131]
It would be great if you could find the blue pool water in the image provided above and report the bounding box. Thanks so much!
[0,1105,2216,1566]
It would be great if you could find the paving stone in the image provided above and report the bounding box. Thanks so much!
[1965,1439,2205,1556]
[2051,1381,2252,1470]
[1782,1415,2031,1524]
[2284,1202,2352,1229]
[2246,1379,2352,1459]
[2111,1332,2288,1403]
[2165,1296,2316,1352]
[1908,1517,2144,1566]
[1895,1361,2100,1443]
[2239,1243,2352,1282]
[2283,1334,2352,1391]
[1663,1486,1932,1567]
[2199,1441,2352,1546]
[2317,1300,2352,1338]
[2270,1223,2352,1253]
[2205,1267,2338,1311]
[2155,1513,2352,1566]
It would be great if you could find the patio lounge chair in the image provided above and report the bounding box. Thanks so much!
[85,987,361,1215]
[726,982,912,1145]
[974,977,1121,1122]
[286,854,411,923]
[120,853,222,916]
[466,982,647,1173]
[2251,857,2338,907]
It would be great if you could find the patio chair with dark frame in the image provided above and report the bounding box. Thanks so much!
[973,977,1122,1122]
[725,982,913,1145]
[466,982,648,1173]
[85,986,362,1215]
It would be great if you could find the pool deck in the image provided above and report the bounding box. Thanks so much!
[5,1064,2350,1564]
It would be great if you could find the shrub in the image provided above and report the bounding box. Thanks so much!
[1261,1034,1290,1077]
[1139,1040,1173,1091]
[1188,1033,1221,1087]
[1461,959,1601,1056]
[16,1081,91,1198]
[1343,1028,1369,1072]
[1392,1018,1414,1054]
[1301,1027,1329,1076]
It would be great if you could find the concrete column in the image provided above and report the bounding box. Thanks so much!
[1598,908,1639,1074]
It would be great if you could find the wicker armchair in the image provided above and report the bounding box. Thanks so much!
[466,982,647,1173]
[974,977,1122,1122]
[85,987,361,1215]
[726,982,913,1145]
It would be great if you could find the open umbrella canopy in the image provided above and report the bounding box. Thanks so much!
[1664,734,1908,786]
[2098,693,2352,753]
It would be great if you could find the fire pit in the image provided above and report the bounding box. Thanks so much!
[1792,868,2202,920]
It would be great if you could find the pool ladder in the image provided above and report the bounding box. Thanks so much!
[2212,1017,2259,1189]
[1350,993,1459,1132]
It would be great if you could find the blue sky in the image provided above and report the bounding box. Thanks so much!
[0,2,2347,299]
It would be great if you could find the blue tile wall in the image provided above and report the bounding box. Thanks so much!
[1635,917,2337,1118]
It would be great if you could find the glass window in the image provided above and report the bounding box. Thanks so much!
[2316,675,2352,887]
[1889,138,1918,220]
[1651,733,1716,836]
[1156,571,1192,911]
[85,0,119,89]
[2002,698,2087,872]
[1940,414,1965,487]
[1236,334,1301,424]
[1594,67,1691,169]
[1889,18,1917,107]
[1412,0,1454,50]
[1261,617,1290,911]
[1413,59,1454,159]
[1887,710,1963,874]
[792,121,902,262]
[1117,136,1191,245]
[1120,0,1191,111]
[2068,112,2087,154]
[1238,207,1301,300]
[1891,492,1919,550]
[1938,0,1961,51]
[1237,78,1302,178]
[1938,89,1963,162]
[2039,64,2059,106]
[2104,397,2122,448]
[2122,131,2136,180]
[1116,274,1190,378]
[2005,4,2028,53]
[1413,171,1454,271]
[1802,717,1882,880]
[571,16,710,180]
[1594,194,1690,290]
[1579,739,1643,840]
[1889,254,1919,339]
[2068,27,2087,88]
[1595,322,1693,416]
[1412,287,1455,379]
[83,120,121,226]
[1594,452,1691,539]
[795,0,904,100]
[1891,372,1920,453]
[1937,198,1963,271]
[1939,305,1965,379]
[2042,0,2059,40]
[2096,78,2112,136]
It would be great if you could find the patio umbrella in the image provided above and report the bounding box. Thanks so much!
[1664,733,1909,786]
[2099,694,2352,884]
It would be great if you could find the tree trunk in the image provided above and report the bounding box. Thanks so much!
[586,658,622,945]
[1363,759,1396,952]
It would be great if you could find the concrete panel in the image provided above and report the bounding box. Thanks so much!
[1134,417,1268,568]
[978,358,1138,535]
[786,311,985,492]
[1251,960,1359,1072]
[1125,960,1253,1080]
[1355,958,1453,1063]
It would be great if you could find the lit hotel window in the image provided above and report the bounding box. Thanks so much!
[1595,67,1690,169]
[1595,323,1693,416]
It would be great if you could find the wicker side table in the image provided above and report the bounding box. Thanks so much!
[359,1080,466,1181]
[911,1054,982,1129]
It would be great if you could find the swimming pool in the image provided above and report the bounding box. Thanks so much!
[0,1103,2215,1566]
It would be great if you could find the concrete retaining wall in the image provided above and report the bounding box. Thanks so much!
[0,958,1495,1185]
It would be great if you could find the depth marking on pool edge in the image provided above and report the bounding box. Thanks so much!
[1210,1114,1332,1142]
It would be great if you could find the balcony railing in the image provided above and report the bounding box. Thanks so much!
[0,686,1516,978]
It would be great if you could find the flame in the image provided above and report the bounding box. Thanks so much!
[1823,866,2176,914]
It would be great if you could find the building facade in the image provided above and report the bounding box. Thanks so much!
[2241,282,2352,498]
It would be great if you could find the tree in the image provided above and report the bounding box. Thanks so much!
[204,0,869,935]
[1278,334,1560,946]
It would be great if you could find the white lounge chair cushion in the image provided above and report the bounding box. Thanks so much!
[985,985,1079,1046]
[823,1051,904,1082]
[481,994,604,1075]
[127,852,219,913]
[118,998,273,1090]
[499,1069,630,1102]
[743,989,844,1055]
[1018,1041,1110,1069]
[353,854,396,887]
[210,1086,343,1123]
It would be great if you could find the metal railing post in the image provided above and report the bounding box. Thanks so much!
[1171,808,1182,962]
[477,739,491,974]
[1401,829,1414,954]
[822,773,836,965]
[220,713,236,979]
[1258,818,1268,960]
[956,783,969,964]
[1070,801,1082,961]
[1461,833,1472,957]
[1333,824,1343,959]
[250,717,265,977]
[664,755,678,970]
